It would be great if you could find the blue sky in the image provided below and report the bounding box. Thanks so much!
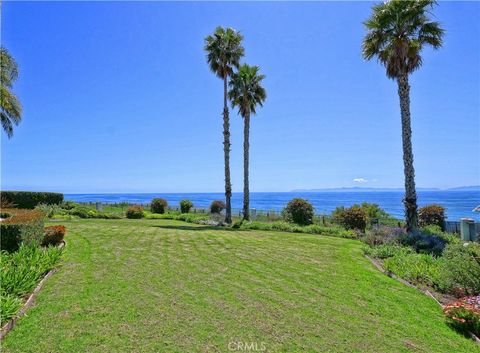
[1,1,479,193]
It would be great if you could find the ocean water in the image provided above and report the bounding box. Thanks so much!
[65,191,480,221]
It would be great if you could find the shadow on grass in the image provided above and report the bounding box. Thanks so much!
[151,224,237,232]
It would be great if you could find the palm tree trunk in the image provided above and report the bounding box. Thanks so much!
[243,112,250,221]
[397,73,418,233]
[223,76,232,224]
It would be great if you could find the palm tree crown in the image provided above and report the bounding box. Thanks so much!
[228,64,266,117]
[362,0,444,79]
[1,47,22,138]
[204,27,244,79]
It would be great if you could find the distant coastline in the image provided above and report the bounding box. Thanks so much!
[290,186,480,192]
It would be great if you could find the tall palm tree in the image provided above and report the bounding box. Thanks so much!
[362,0,444,232]
[229,64,266,221]
[204,27,244,224]
[1,47,22,138]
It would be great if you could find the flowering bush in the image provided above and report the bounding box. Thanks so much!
[419,204,446,230]
[210,200,225,214]
[361,225,406,247]
[42,225,66,246]
[444,295,480,336]
[126,206,144,219]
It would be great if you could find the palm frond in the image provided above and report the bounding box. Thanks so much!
[362,0,444,78]
[228,64,266,118]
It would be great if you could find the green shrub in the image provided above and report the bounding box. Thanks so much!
[282,198,314,225]
[60,201,78,210]
[42,225,66,246]
[332,205,367,232]
[144,212,209,223]
[64,206,120,219]
[0,191,63,209]
[151,198,168,214]
[418,204,446,230]
[383,252,444,288]
[126,206,144,219]
[0,293,22,323]
[34,203,61,218]
[0,209,45,252]
[180,199,193,213]
[0,244,63,322]
[68,206,98,219]
[360,202,397,225]
[422,224,459,245]
[210,200,225,214]
[239,221,355,238]
[363,244,413,259]
[439,243,480,295]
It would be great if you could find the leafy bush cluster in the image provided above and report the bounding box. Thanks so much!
[68,206,121,219]
[332,205,367,231]
[180,199,193,213]
[418,204,445,230]
[126,206,145,219]
[210,200,226,214]
[42,225,66,246]
[440,243,480,295]
[0,191,63,209]
[0,245,63,322]
[151,198,168,214]
[444,295,480,336]
[282,198,314,225]
[363,244,413,259]
[239,221,356,239]
[38,202,122,220]
[362,224,480,296]
[145,212,209,223]
[383,252,444,288]
[332,203,398,231]
[0,208,45,252]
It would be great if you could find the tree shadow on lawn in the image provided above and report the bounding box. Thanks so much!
[150,224,237,232]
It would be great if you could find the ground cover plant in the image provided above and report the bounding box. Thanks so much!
[0,244,63,323]
[1,218,478,352]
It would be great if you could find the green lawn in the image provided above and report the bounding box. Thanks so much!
[3,219,478,352]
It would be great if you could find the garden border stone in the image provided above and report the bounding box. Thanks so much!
[365,254,480,346]
[0,240,65,340]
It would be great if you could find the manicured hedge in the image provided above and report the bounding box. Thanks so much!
[1,191,64,209]
[0,208,45,252]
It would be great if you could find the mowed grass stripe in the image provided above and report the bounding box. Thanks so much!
[2,219,478,353]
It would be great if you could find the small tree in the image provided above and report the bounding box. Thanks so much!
[151,198,168,214]
[180,199,193,214]
[282,198,314,225]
